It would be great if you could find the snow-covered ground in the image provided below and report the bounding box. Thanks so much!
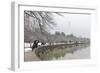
[24,48,32,52]
[24,43,33,48]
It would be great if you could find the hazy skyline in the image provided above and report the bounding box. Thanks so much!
[49,13,91,38]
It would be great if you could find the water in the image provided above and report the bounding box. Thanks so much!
[54,47,90,60]
[35,44,90,61]
[24,44,90,61]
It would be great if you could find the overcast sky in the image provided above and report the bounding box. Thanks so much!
[49,12,91,38]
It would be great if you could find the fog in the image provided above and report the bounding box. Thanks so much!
[50,13,91,38]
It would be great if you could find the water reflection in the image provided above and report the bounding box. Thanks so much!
[35,44,90,60]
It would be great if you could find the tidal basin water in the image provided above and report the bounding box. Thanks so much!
[53,46,90,60]
[24,44,90,61]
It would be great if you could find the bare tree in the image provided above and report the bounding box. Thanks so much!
[24,11,63,42]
